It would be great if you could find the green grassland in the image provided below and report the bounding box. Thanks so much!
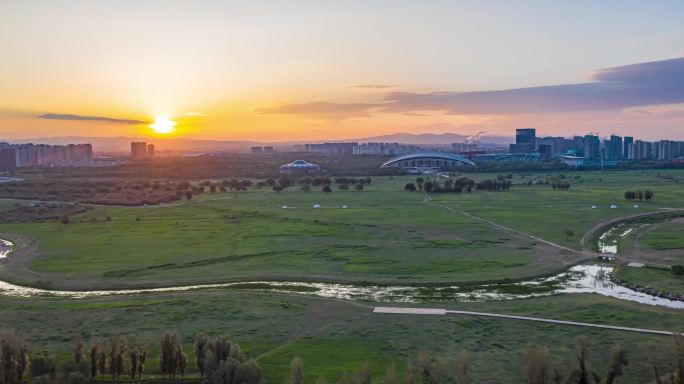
[432,170,684,249]
[1,170,684,383]
[615,266,684,295]
[1,170,684,289]
[0,291,682,384]
[643,220,684,250]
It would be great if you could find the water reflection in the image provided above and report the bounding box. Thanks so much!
[0,239,12,259]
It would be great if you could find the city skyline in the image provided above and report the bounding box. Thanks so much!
[1,1,684,141]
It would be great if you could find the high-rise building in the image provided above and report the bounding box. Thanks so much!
[0,147,17,172]
[516,128,536,146]
[623,136,633,159]
[305,142,357,155]
[131,142,148,158]
[147,144,155,157]
[583,135,600,159]
[0,143,92,169]
[537,144,552,158]
[537,136,571,155]
[658,140,674,160]
[607,135,622,160]
[510,128,536,154]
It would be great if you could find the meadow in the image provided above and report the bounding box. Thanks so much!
[1,170,684,290]
[615,265,684,296]
[1,290,683,383]
[1,169,684,383]
[643,219,684,250]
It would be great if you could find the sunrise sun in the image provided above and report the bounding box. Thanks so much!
[149,116,176,134]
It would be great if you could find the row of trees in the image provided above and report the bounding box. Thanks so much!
[5,331,683,384]
[287,336,683,384]
[624,190,654,201]
[198,180,254,193]
[0,179,204,207]
[0,331,262,384]
[0,203,91,224]
[405,177,512,193]
[550,179,571,190]
[268,176,371,193]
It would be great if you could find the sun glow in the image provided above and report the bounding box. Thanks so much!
[149,116,176,134]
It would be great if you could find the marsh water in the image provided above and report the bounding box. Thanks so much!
[0,239,12,259]
[0,226,682,309]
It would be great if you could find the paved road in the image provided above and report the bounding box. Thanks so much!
[374,306,682,336]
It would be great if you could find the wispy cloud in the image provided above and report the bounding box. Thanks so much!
[257,57,684,120]
[38,113,145,124]
[349,84,398,89]
[621,103,684,119]
[256,101,378,120]
[379,57,684,115]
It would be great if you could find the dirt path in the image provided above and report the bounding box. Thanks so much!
[436,202,585,255]
[578,208,684,254]
[613,218,684,267]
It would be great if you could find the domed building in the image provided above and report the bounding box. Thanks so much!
[380,152,475,172]
[279,159,321,174]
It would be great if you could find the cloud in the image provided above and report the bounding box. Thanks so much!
[379,57,684,115]
[621,103,684,119]
[38,113,145,124]
[183,112,214,117]
[256,57,684,120]
[349,84,398,89]
[256,101,378,120]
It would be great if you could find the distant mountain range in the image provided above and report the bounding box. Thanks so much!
[355,132,512,145]
[6,133,513,153]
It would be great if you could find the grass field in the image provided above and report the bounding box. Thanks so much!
[0,291,682,384]
[643,220,684,250]
[1,170,684,289]
[615,265,684,295]
[1,170,684,383]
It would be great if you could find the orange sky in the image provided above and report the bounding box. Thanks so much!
[1,1,683,142]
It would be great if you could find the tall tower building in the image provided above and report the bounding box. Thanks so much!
[583,135,600,159]
[131,142,148,158]
[623,136,633,159]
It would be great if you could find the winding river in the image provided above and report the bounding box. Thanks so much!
[0,225,682,308]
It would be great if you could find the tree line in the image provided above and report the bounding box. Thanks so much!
[623,190,654,201]
[0,331,261,384]
[264,176,372,193]
[550,179,571,190]
[286,336,684,384]
[404,176,512,193]
[4,331,682,384]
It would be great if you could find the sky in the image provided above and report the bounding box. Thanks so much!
[1,0,683,142]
